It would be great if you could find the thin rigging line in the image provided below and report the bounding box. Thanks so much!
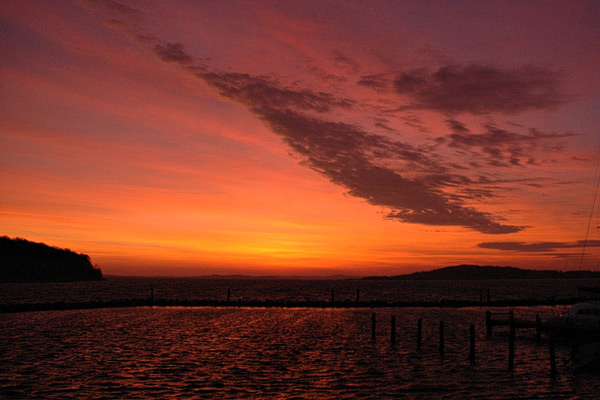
[578,145,600,270]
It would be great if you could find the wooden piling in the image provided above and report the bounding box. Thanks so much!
[486,311,492,337]
[439,320,445,356]
[391,315,396,346]
[150,288,154,306]
[508,312,515,371]
[567,318,574,347]
[549,335,557,377]
[356,288,360,303]
[469,324,475,364]
[417,318,423,350]
[371,313,376,341]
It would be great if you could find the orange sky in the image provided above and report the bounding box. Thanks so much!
[2,1,600,276]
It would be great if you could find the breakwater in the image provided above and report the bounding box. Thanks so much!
[1,295,595,314]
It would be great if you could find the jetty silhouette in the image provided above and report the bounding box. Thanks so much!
[2,237,600,313]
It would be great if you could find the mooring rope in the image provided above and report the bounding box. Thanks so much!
[578,144,600,270]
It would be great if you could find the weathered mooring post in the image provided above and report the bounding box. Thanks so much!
[371,313,376,341]
[486,311,492,337]
[439,320,445,356]
[469,324,476,364]
[549,335,557,378]
[508,311,515,371]
[417,318,423,350]
[391,315,396,346]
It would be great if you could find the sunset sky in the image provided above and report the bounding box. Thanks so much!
[2,1,600,276]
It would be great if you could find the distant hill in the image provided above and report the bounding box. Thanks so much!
[0,236,103,282]
[363,264,600,280]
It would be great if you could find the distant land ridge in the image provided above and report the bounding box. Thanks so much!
[363,264,600,280]
[0,236,103,282]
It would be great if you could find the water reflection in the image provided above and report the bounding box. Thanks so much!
[1,307,598,398]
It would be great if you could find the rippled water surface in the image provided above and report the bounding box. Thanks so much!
[2,306,600,399]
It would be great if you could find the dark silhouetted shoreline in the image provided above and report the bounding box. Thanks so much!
[0,236,103,283]
[362,264,600,280]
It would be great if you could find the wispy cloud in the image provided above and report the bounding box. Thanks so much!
[186,62,523,234]
[153,43,193,64]
[93,0,140,17]
[394,64,564,115]
[195,70,355,114]
[478,240,600,252]
[436,124,575,167]
[85,2,580,235]
[445,118,470,134]
[78,0,141,21]
[357,73,392,91]
[144,40,529,233]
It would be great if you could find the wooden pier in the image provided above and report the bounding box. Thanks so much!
[367,310,598,376]
[368,312,561,375]
[485,310,600,339]
[486,310,543,338]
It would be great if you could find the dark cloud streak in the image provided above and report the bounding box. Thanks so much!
[478,240,600,252]
[445,118,470,134]
[437,124,574,167]
[257,109,521,234]
[186,58,523,234]
[357,74,391,90]
[86,19,529,234]
[153,43,193,64]
[196,70,355,114]
[394,64,564,115]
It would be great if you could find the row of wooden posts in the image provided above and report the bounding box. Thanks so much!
[335,288,492,304]
[340,289,490,304]
[149,287,556,375]
[371,312,557,376]
[485,310,557,376]
[370,314,468,358]
[341,288,492,304]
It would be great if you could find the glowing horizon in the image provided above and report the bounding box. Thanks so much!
[2,1,600,276]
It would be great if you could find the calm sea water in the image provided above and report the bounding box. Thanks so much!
[2,276,600,305]
[2,278,600,399]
